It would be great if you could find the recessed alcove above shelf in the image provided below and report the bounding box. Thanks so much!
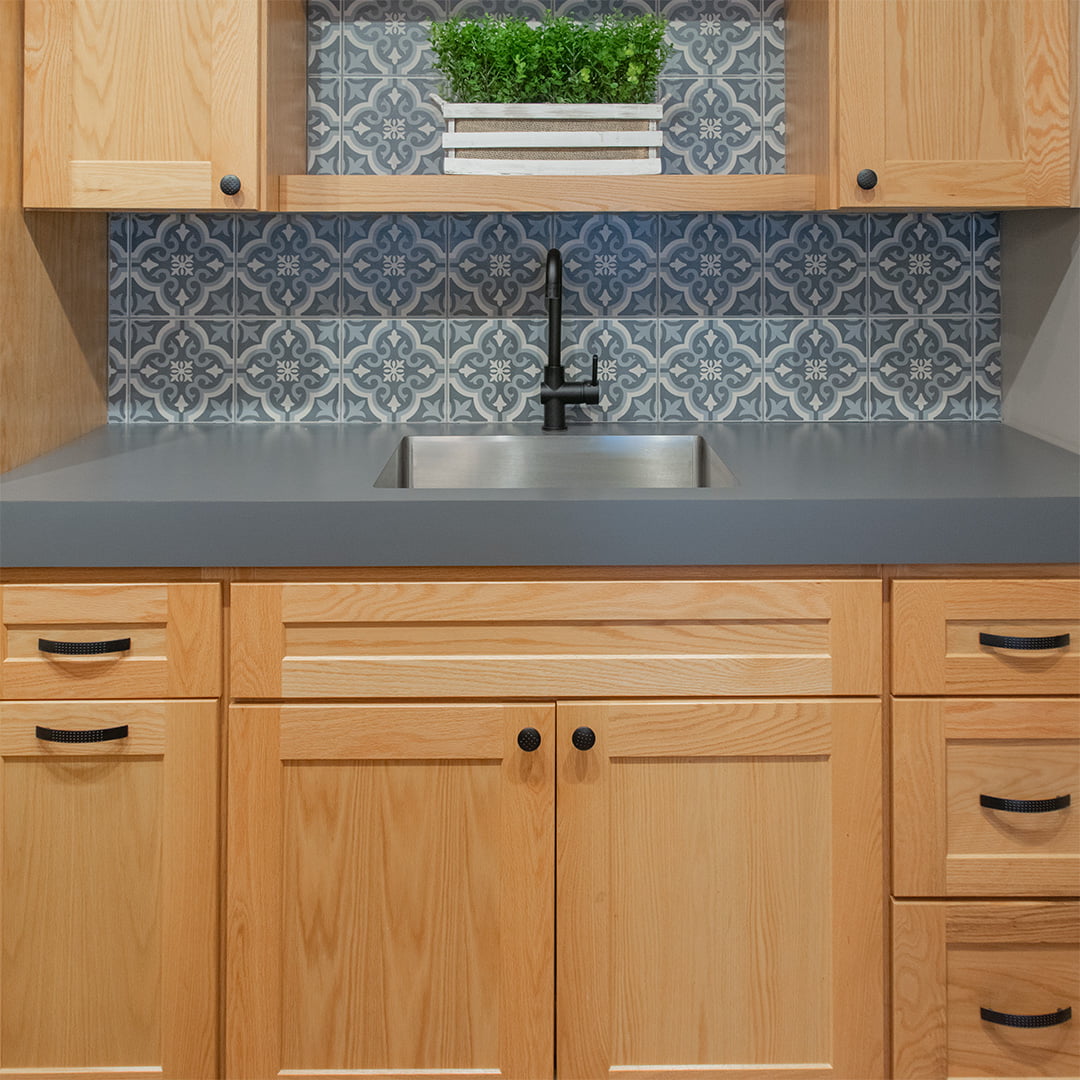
[278,173,818,215]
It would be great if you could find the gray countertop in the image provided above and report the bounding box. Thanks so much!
[1,421,1077,567]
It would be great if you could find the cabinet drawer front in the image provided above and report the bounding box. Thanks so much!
[893,901,1080,1080]
[0,584,221,699]
[893,579,1080,695]
[0,700,218,1079]
[893,699,1080,897]
[230,580,882,699]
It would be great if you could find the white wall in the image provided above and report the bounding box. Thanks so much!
[1000,209,1080,454]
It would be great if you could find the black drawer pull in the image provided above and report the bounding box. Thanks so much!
[35,725,129,744]
[979,632,1070,651]
[981,1006,1071,1029]
[38,637,131,656]
[981,793,1071,814]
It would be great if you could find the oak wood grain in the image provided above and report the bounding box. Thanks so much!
[893,698,1080,897]
[0,699,218,1077]
[557,699,883,1079]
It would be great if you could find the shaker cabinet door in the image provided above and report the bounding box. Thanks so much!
[556,699,884,1080]
[227,702,555,1080]
[835,0,1074,208]
[23,0,305,210]
[0,700,219,1079]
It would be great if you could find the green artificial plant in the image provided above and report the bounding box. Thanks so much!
[428,12,672,105]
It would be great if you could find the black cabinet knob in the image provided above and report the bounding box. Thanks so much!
[517,727,542,752]
[219,174,242,196]
[856,168,878,190]
[571,726,596,751]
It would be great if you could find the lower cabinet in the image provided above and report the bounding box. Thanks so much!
[0,700,219,1079]
[226,698,883,1080]
[892,901,1080,1079]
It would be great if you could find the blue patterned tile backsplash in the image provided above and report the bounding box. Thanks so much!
[105,1,1002,424]
[109,211,1002,423]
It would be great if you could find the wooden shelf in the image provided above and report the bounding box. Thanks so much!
[278,173,818,214]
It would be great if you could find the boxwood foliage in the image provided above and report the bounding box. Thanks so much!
[429,13,672,105]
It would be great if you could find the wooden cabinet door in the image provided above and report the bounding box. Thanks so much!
[227,703,555,1080]
[23,0,305,209]
[0,700,218,1079]
[835,0,1073,208]
[556,699,884,1080]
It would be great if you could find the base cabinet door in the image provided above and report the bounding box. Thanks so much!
[556,699,884,1080]
[226,703,555,1080]
[0,700,219,1080]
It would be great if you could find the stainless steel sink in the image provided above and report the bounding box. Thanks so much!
[374,434,736,489]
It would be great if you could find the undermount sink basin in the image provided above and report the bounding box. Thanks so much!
[374,434,737,489]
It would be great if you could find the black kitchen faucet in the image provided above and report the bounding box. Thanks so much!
[540,247,600,431]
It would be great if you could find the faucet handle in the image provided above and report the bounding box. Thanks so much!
[589,354,599,386]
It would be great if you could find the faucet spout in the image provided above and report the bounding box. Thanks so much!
[546,248,562,371]
[540,247,600,431]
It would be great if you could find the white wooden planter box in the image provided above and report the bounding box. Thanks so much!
[434,97,663,176]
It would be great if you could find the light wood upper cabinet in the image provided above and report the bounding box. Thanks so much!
[833,0,1075,208]
[22,0,306,210]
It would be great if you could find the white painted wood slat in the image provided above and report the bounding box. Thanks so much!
[443,157,663,175]
[443,130,663,150]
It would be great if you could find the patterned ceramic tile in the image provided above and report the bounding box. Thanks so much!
[448,320,546,422]
[868,213,973,316]
[128,214,234,317]
[108,318,128,422]
[658,213,762,316]
[973,213,1001,315]
[109,215,129,316]
[554,214,658,317]
[764,319,868,421]
[562,319,658,421]
[343,0,443,76]
[343,214,447,316]
[660,0,764,78]
[658,318,762,420]
[309,77,343,175]
[127,320,234,422]
[343,319,446,421]
[869,318,973,420]
[308,0,344,76]
[762,0,785,75]
[447,0,548,19]
[764,214,867,317]
[973,316,1002,420]
[448,215,551,317]
[555,0,656,17]
[235,321,341,421]
[236,215,340,316]
[762,78,785,173]
[342,77,443,175]
[662,78,763,175]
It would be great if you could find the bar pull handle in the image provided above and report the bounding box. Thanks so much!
[981,1006,1071,1029]
[38,637,131,656]
[980,793,1071,814]
[979,632,1070,651]
[35,725,129,744]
